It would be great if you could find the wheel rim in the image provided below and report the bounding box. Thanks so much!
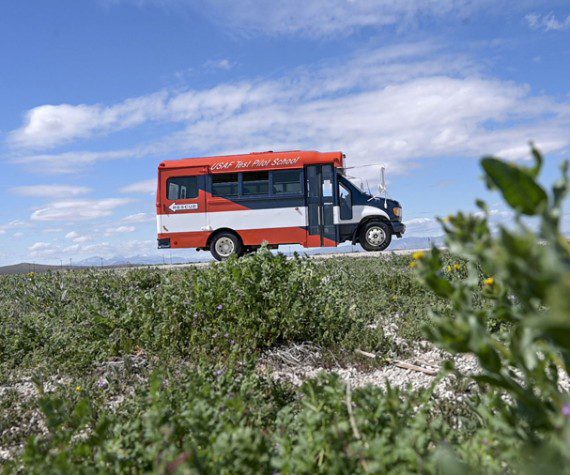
[366,226,386,247]
[215,237,235,257]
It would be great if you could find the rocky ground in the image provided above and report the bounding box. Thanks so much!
[257,324,481,398]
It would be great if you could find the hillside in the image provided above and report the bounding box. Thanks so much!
[0,263,78,275]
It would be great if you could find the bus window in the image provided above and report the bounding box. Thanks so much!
[167,176,198,200]
[212,173,238,197]
[339,181,352,220]
[243,171,269,196]
[272,169,302,195]
[322,165,333,198]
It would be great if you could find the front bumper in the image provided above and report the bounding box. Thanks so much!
[391,221,406,237]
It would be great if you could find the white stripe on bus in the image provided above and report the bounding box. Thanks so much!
[157,206,307,234]
[156,205,390,234]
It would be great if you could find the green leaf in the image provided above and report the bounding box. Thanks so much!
[482,157,548,216]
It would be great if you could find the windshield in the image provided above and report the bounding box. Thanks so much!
[345,175,369,194]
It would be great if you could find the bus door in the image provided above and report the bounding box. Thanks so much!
[305,164,338,247]
[158,167,208,234]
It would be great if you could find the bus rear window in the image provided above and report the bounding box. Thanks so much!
[212,173,238,197]
[167,176,198,200]
[273,169,302,195]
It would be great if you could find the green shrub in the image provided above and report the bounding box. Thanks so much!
[8,368,490,475]
[415,147,570,466]
[0,249,382,375]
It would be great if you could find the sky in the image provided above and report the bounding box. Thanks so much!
[1,0,569,264]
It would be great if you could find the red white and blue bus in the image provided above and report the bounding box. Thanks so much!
[156,150,405,260]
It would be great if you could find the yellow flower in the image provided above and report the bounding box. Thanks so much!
[453,263,462,271]
[409,261,417,268]
[75,386,82,392]
[484,277,495,286]
[412,251,425,260]
[446,265,452,272]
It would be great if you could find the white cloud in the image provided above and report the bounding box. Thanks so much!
[214,0,492,37]
[29,241,57,257]
[405,217,443,237]
[77,242,112,254]
[0,220,30,234]
[122,212,154,223]
[205,58,235,70]
[30,198,134,222]
[65,231,91,243]
[8,82,265,150]
[120,179,156,194]
[11,184,91,198]
[63,244,81,253]
[104,225,136,236]
[29,242,52,251]
[9,92,168,149]
[117,0,503,38]
[525,12,570,31]
[14,149,136,174]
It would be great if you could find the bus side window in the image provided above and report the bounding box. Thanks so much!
[167,176,198,200]
[242,171,269,196]
[339,182,352,220]
[212,173,239,197]
[272,169,302,195]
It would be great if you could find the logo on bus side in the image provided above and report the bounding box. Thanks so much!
[210,156,300,171]
[169,203,198,212]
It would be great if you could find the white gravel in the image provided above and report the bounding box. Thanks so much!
[257,340,480,399]
[257,322,570,398]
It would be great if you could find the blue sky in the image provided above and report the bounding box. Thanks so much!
[1,0,569,264]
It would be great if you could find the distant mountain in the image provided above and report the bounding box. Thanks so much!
[0,263,78,275]
[73,254,209,267]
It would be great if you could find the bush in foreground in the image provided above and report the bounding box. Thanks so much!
[416,147,570,469]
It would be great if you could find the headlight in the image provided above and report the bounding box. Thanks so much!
[393,207,402,218]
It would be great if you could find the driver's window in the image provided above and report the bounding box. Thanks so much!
[339,182,352,220]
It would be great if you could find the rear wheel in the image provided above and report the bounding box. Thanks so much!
[210,232,243,261]
[359,221,392,252]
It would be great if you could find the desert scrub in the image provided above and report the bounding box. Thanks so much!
[0,249,383,375]
[319,253,488,341]
[6,367,507,475]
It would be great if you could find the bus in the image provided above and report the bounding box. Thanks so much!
[156,150,405,260]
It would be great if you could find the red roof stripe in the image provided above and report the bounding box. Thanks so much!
[159,150,344,172]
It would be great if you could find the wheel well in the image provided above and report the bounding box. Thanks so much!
[352,217,391,244]
[206,228,243,248]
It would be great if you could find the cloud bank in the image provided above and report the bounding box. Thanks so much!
[8,42,570,179]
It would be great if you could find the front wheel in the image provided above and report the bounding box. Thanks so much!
[359,221,392,252]
[210,232,243,261]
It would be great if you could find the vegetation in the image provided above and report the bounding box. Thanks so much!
[1,148,568,473]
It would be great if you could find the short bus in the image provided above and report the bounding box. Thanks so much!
[156,150,405,260]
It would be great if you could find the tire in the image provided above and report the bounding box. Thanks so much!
[210,232,243,261]
[359,221,392,252]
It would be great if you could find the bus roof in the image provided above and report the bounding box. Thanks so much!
[159,150,344,173]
